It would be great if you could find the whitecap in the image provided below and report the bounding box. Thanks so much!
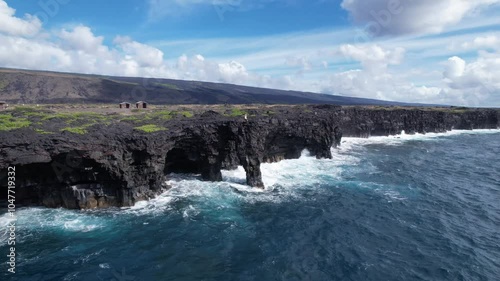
[340,128,500,152]
[99,263,111,269]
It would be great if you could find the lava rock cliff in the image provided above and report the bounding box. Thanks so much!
[0,106,498,209]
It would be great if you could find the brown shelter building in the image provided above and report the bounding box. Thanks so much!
[136,101,147,109]
[119,102,131,109]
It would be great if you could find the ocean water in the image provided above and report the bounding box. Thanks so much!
[1,130,500,281]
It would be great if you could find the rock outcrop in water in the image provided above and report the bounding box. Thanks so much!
[0,105,498,209]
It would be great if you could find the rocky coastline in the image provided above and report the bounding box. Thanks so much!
[1,105,498,209]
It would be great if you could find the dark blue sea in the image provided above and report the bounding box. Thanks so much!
[2,130,500,281]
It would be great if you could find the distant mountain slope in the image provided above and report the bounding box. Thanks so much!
[0,68,423,106]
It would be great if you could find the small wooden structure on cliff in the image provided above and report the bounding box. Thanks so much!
[136,101,148,109]
[119,102,131,109]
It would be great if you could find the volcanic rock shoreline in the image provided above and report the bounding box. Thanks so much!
[0,105,499,209]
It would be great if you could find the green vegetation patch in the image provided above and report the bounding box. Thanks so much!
[121,115,145,123]
[0,80,8,90]
[155,83,180,90]
[447,106,470,114]
[229,108,248,117]
[179,111,193,118]
[34,128,54,135]
[150,110,174,120]
[134,124,166,133]
[12,106,51,118]
[61,126,88,134]
[104,78,139,86]
[42,112,108,122]
[0,114,31,131]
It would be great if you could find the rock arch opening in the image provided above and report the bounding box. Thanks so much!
[164,148,202,175]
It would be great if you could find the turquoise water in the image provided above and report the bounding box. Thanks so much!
[1,130,500,280]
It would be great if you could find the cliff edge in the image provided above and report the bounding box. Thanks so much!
[0,105,498,209]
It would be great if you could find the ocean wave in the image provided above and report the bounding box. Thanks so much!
[339,129,500,152]
[0,207,107,239]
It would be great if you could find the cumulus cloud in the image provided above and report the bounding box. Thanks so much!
[443,53,500,101]
[322,44,430,101]
[174,54,293,88]
[114,36,165,68]
[341,0,500,36]
[59,25,107,54]
[444,42,500,105]
[444,56,466,79]
[0,0,42,36]
[321,66,445,104]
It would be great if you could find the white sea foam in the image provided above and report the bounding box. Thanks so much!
[120,150,346,215]
[0,207,106,238]
[99,263,111,269]
[339,129,500,151]
[115,137,417,215]
[0,213,16,244]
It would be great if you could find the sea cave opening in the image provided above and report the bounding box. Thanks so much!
[164,148,202,175]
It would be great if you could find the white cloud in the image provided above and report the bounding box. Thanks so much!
[0,0,42,36]
[461,35,500,50]
[341,0,500,36]
[173,54,293,88]
[338,44,405,72]
[0,33,72,69]
[218,61,249,83]
[320,44,441,103]
[444,56,466,79]
[444,52,500,94]
[59,25,106,54]
[321,43,499,106]
[114,36,165,67]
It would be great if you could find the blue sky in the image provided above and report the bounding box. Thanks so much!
[1,0,500,106]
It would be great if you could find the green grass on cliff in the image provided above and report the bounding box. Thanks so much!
[179,111,194,118]
[0,80,8,90]
[149,110,193,120]
[34,128,54,134]
[228,108,247,117]
[42,112,110,123]
[0,113,31,131]
[61,126,88,134]
[150,110,174,120]
[155,83,180,90]
[134,124,167,133]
